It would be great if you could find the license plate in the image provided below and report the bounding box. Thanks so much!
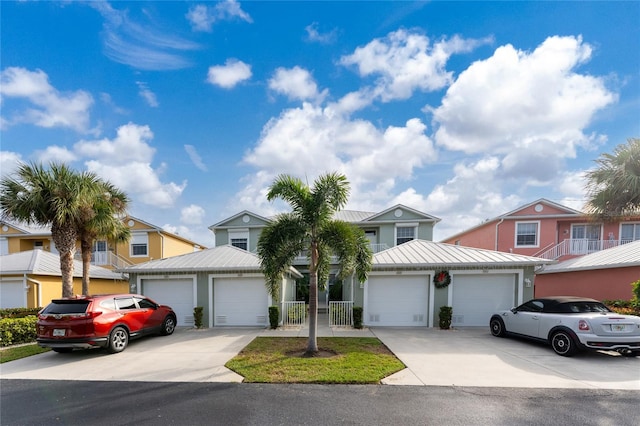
[611,324,626,332]
[53,329,66,337]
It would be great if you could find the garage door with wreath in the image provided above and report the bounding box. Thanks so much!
[451,273,516,327]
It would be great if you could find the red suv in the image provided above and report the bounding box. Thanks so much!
[37,294,177,354]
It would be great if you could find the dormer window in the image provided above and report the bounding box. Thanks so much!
[130,233,149,257]
[396,224,417,245]
[229,229,249,251]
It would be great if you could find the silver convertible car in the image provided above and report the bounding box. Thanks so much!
[490,296,640,357]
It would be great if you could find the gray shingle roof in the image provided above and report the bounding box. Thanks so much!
[373,239,553,269]
[537,241,640,274]
[118,245,302,277]
[0,250,125,279]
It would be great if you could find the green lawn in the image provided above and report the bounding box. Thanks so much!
[226,337,405,384]
[0,344,50,363]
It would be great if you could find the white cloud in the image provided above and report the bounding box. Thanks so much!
[34,145,77,164]
[340,29,490,102]
[184,145,207,171]
[241,102,435,213]
[268,66,326,102]
[0,151,23,179]
[91,2,199,70]
[0,67,94,133]
[74,123,185,208]
[136,82,159,107]
[207,59,252,89]
[180,204,205,225]
[433,36,617,173]
[305,22,337,44]
[186,1,253,32]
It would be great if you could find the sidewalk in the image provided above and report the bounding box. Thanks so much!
[260,313,375,337]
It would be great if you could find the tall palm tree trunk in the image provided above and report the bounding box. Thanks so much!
[52,223,78,298]
[305,242,319,355]
[81,238,92,295]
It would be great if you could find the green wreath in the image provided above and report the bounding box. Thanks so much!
[434,270,451,289]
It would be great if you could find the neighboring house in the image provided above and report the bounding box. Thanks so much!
[535,241,640,301]
[440,199,640,261]
[0,250,128,309]
[0,216,206,270]
[119,245,302,327]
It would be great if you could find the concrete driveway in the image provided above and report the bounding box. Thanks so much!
[2,326,638,389]
[0,328,261,383]
[373,327,640,390]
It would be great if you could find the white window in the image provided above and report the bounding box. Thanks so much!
[0,238,8,256]
[396,225,417,246]
[621,223,640,243]
[229,229,249,251]
[515,222,539,247]
[130,233,148,257]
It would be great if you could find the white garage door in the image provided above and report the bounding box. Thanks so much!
[0,280,25,308]
[142,279,195,326]
[367,275,428,326]
[452,274,515,326]
[214,278,268,326]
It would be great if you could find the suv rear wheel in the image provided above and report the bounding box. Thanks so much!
[107,326,129,354]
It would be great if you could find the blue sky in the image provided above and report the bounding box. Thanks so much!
[1,1,639,247]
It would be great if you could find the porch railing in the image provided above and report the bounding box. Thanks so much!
[329,301,353,327]
[535,238,634,260]
[282,301,306,327]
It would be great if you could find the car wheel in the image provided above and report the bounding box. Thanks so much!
[160,315,176,336]
[52,348,73,353]
[490,317,506,337]
[107,326,129,354]
[551,330,577,357]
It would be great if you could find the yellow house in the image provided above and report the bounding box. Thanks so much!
[0,216,206,270]
[0,250,129,309]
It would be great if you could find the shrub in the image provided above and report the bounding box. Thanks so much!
[353,306,363,329]
[632,279,640,306]
[0,316,38,347]
[439,306,453,330]
[0,308,42,319]
[268,305,279,329]
[193,307,204,329]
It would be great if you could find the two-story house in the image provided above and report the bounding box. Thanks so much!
[0,216,206,308]
[121,204,550,329]
[440,198,640,300]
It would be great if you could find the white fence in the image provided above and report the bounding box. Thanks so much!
[282,301,306,327]
[329,301,353,327]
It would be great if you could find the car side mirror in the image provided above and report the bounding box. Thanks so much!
[510,307,517,314]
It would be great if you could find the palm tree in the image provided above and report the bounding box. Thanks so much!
[585,138,640,220]
[257,172,372,356]
[0,162,101,297]
[78,181,130,295]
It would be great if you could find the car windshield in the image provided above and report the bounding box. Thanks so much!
[41,300,90,314]
[557,302,612,314]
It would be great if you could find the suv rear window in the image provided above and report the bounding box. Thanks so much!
[41,300,90,314]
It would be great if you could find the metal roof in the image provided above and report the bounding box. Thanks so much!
[0,250,125,279]
[537,241,640,274]
[333,210,376,222]
[119,245,302,277]
[373,239,553,269]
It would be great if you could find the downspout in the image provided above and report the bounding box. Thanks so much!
[156,230,164,259]
[25,275,42,308]
[495,218,504,251]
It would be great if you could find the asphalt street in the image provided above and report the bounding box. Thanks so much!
[2,379,639,426]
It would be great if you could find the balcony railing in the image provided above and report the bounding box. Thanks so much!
[293,243,389,262]
[535,239,634,260]
[74,251,133,269]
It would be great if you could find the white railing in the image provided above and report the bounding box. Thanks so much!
[329,301,353,327]
[535,239,634,260]
[75,251,133,269]
[369,243,389,253]
[282,301,306,327]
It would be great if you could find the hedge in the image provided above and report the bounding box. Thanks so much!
[0,316,38,347]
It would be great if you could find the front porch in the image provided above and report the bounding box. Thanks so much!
[273,301,370,336]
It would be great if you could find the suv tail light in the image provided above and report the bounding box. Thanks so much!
[578,319,590,331]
